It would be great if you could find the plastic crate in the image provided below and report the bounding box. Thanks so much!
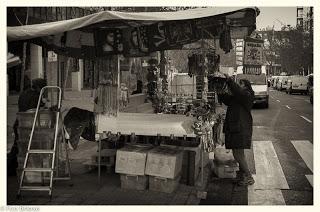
[149,175,181,193]
[120,174,148,191]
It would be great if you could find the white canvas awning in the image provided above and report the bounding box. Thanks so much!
[8,7,259,41]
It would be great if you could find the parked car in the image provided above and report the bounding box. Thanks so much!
[309,86,313,104]
[307,74,313,104]
[307,74,313,92]
[236,73,269,108]
[286,75,308,95]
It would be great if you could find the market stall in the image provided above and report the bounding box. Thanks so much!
[8,7,259,193]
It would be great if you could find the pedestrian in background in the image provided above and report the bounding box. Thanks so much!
[218,75,255,186]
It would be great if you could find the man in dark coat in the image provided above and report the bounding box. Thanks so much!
[218,76,255,186]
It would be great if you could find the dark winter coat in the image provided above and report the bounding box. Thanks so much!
[64,107,96,150]
[218,78,254,149]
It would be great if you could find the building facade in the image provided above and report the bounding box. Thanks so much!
[297,7,313,33]
[7,7,100,94]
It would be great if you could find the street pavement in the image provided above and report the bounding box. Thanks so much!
[6,88,313,205]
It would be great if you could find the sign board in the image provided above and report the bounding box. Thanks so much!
[235,39,244,66]
[243,65,262,75]
[236,60,243,66]
[244,40,263,65]
[48,51,57,62]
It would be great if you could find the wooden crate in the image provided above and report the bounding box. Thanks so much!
[92,149,117,165]
[145,146,183,179]
[115,144,153,175]
[85,149,117,173]
[120,174,148,191]
[213,160,239,179]
[149,175,181,193]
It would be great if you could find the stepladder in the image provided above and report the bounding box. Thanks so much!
[17,86,72,198]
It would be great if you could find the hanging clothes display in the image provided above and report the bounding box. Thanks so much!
[93,57,119,116]
[94,84,118,116]
[219,23,233,53]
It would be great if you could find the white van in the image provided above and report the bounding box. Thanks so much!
[286,75,308,95]
[236,73,269,108]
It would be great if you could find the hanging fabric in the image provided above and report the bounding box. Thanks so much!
[219,22,233,53]
[93,57,119,116]
[94,84,118,116]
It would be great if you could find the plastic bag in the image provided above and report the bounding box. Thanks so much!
[214,144,234,163]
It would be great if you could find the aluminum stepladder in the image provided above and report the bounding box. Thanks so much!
[17,86,71,198]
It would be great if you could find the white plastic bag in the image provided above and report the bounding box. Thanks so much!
[213,144,234,162]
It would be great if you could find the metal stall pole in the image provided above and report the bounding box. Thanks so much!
[98,132,102,183]
[200,20,205,187]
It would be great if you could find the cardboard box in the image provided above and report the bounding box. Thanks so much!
[120,174,148,190]
[149,175,181,193]
[115,144,153,175]
[145,146,183,179]
[160,144,202,185]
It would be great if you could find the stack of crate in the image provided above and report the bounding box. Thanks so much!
[115,144,153,190]
[16,110,56,183]
[145,146,183,193]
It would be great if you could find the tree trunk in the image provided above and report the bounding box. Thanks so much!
[19,42,27,93]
